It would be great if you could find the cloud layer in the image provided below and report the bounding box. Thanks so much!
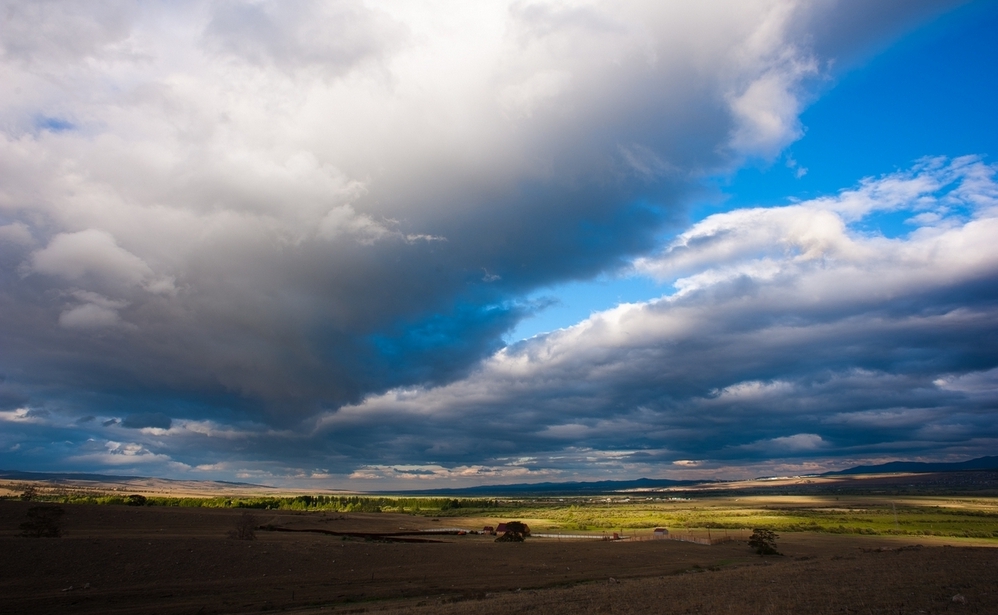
[0,0,980,484]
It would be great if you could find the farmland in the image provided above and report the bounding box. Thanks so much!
[2,498,997,615]
[5,471,998,540]
[2,471,997,613]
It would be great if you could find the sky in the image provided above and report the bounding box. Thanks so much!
[1,0,996,489]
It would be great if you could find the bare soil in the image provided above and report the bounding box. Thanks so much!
[1,501,995,614]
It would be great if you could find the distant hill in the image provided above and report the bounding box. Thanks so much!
[378,477,705,496]
[825,456,998,476]
[0,469,144,482]
[0,469,268,489]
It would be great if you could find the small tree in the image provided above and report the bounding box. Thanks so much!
[229,512,257,540]
[748,528,780,555]
[495,521,529,543]
[126,494,147,506]
[20,505,65,538]
[19,485,38,502]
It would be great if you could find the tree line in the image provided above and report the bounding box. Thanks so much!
[6,490,504,513]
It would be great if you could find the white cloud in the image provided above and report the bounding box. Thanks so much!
[934,367,998,396]
[636,157,998,291]
[202,0,406,75]
[66,439,190,469]
[744,433,827,452]
[0,0,138,65]
[29,229,152,286]
[59,302,123,329]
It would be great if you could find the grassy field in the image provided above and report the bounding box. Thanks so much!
[417,494,998,539]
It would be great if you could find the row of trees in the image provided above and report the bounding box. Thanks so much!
[7,491,506,513]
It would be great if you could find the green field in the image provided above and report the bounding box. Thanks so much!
[456,495,998,539]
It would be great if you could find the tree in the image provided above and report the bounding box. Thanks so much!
[19,485,38,501]
[495,521,529,542]
[20,506,65,538]
[126,494,147,506]
[229,512,257,540]
[748,528,780,555]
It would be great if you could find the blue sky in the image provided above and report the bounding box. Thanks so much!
[1,0,996,488]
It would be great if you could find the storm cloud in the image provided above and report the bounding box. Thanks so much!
[0,0,984,485]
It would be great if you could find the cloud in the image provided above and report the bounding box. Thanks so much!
[0,1,972,482]
[120,412,172,430]
[741,433,828,453]
[28,230,153,287]
[0,0,138,65]
[203,0,406,75]
[0,223,33,245]
[59,302,124,330]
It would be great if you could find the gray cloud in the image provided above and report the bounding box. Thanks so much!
[203,0,407,75]
[0,0,138,65]
[121,413,173,430]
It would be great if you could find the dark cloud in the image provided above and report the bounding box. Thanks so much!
[121,413,172,430]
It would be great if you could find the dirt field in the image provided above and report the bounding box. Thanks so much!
[1,500,995,614]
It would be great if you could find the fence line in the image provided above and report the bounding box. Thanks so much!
[532,531,741,544]
[532,533,620,540]
[627,530,744,545]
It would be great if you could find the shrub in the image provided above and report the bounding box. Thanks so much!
[748,528,781,556]
[126,494,147,506]
[495,521,529,543]
[229,512,257,540]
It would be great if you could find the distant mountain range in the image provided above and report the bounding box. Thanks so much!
[824,456,998,476]
[0,469,266,488]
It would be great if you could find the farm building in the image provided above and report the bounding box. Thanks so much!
[652,528,670,538]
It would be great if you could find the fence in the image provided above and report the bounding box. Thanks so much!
[628,529,745,545]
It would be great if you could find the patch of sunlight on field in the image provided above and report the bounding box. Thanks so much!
[438,495,998,539]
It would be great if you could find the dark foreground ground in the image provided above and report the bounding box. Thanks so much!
[1,501,995,615]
